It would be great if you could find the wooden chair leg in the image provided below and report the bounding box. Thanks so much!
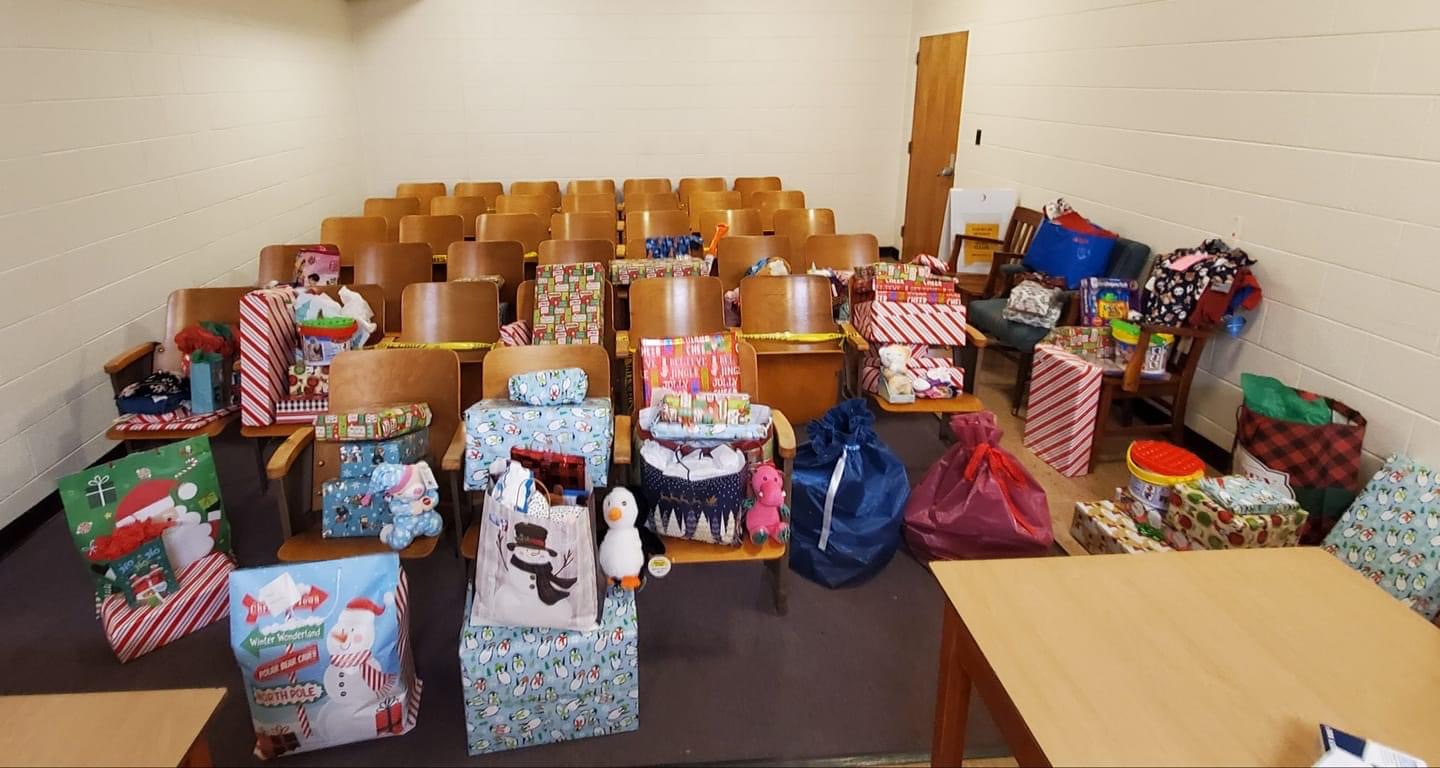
[765,556,788,616]
[253,439,269,492]
[1090,387,1114,474]
[1011,352,1033,416]
[1170,392,1190,445]
[447,471,465,557]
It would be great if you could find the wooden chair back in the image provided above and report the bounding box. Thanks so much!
[739,275,836,335]
[258,244,332,285]
[476,213,546,254]
[509,181,561,210]
[752,189,805,231]
[716,236,792,292]
[482,344,610,400]
[430,196,488,237]
[678,177,726,209]
[734,176,782,205]
[622,178,672,199]
[517,279,617,357]
[353,242,433,332]
[325,283,387,335]
[155,286,251,373]
[363,197,421,241]
[688,190,742,232]
[623,209,689,256]
[566,179,616,197]
[801,233,880,271]
[395,182,446,213]
[627,276,725,347]
[773,208,836,251]
[320,216,387,268]
[699,208,762,238]
[1006,206,1044,255]
[538,239,613,268]
[623,191,679,213]
[399,281,500,344]
[495,193,555,227]
[455,181,504,209]
[561,191,618,214]
[399,214,463,256]
[447,240,524,311]
[551,211,618,244]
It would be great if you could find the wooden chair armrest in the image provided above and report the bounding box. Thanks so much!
[773,410,796,460]
[267,427,314,480]
[613,415,632,465]
[1141,323,1212,339]
[964,324,988,348]
[104,342,157,375]
[954,233,1006,246]
[839,321,869,352]
[442,423,467,472]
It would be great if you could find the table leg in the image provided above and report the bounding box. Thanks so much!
[932,602,972,768]
[181,735,212,767]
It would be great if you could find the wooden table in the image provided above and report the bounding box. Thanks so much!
[929,549,1440,767]
[0,687,225,767]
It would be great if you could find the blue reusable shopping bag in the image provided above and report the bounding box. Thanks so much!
[789,399,910,588]
[1022,214,1118,289]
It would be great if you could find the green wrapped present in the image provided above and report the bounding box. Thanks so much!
[313,402,431,442]
[1165,482,1308,551]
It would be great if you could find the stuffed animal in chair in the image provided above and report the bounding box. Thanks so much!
[744,463,790,546]
[371,461,441,550]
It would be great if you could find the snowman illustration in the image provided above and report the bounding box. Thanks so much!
[315,597,394,740]
[493,522,576,625]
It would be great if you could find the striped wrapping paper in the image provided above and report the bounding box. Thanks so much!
[859,351,964,394]
[240,287,298,427]
[110,405,238,434]
[1023,344,1103,477]
[852,300,968,346]
[99,551,233,663]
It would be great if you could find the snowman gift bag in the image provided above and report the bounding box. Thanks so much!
[229,553,422,759]
[57,435,234,662]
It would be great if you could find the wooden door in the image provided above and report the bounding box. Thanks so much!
[901,32,969,262]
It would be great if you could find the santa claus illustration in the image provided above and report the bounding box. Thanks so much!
[111,478,219,572]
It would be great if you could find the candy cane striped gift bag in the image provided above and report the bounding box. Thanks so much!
[1023,344,1103,477]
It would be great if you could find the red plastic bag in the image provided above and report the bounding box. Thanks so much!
[904,412,1053,560]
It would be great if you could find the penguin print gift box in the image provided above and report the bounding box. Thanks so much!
[321,478,390,538]
[463,399,614,491]
[459,587,638,756]
[337,429,430,480]
[229,553,421,759]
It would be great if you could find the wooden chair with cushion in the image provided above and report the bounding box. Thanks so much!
[773,208,836,252]
[551,211,618,245]
[363,197,421,241]
[561,191,618,215]
[509,180,561,210]
[739,275,846,425]
[717,235,792,292]
[448,240,524,320]
[267,348,460,561]
[951,206,1044,301]
[258,244,332,286]
[495,193,555,228]
[733,176,781,206]
[430,196,489,238]
[677,177,726,211]
[621,209,689,259]
[567,179,616,196]
[622,191,679,215]
[455,181,504,211]
[699,208,762,238]
[399,214,464,258]
[687,190,742,232]
[801,233,879,271]
[538,239,613,268]
[320,216,387,273]
[354,242,433,333]
[398,281,500,409]
[395,182,446,213]
[752,189,805,232]
[476,212,546,255]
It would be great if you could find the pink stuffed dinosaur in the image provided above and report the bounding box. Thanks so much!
[744,463,790,545]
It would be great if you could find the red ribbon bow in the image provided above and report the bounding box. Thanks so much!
[962,443,1040,536]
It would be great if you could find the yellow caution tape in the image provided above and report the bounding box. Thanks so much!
[375,340,496,351]
[737,331,846,343]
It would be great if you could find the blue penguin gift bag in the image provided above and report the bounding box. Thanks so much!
[229,553,421,759]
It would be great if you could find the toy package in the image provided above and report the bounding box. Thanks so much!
[229,553,421,759]
[654,390,751,428]
[294,245,341,286]
[1079,277,1136,327]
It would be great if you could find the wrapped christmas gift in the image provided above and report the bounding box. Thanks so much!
[858,347,964,399]
[288,363,330,398]
[460,586,638,755]
[1070,500,1172,555]
[229,553,421,759]
[314,403,431,442]
[1023,344,1103,477]
[853,262,932,283]
[338,429,430,480]
[851,299,968,345]
[637,333,741,407]
[608,258,707,285]
[1195,474,1302,517]
[321,478,390,538]
[1323,456,1440,620]
[241,286,304,427]
[1164,482,1308,550]
[533,264,604,346]
[463,399,613,491]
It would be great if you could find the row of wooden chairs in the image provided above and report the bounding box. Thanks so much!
[391,177,781,207]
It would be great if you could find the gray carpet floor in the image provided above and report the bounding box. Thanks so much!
[0,410,1007,766]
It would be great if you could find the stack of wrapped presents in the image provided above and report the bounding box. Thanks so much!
[315,403,437,548]
[850,262,969,402]
[608,257,708,285]
[463,368,614,493]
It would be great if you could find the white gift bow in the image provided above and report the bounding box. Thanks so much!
[819,446,853,552]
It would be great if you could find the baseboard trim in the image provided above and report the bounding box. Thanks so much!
[0,443,125,560]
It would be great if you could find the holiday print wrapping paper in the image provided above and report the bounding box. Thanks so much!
[1322,456,1440,620]
[858,349,964,397]
[852,300,969,346]
[509,368,589,406]
[1023,344,1102,478]
[463,399,614,491]
[338,430,430,480]
[533,264,604,346]
[321,478,391,538]
[853,262,932,283]
[241,286,309,427]
[607,258,707,285]
[288,364,330,398]
[229,554,421,760]
[313,403,431,443]
[100,551,233,663]
[1070,500,1172,555]
[1164,482,1308,551]
[460,587,638,756]
[636,333,741,407]
[1195,474,1303,517]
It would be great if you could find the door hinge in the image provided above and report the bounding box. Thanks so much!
[915,51,920,65]
[907,140,912,154]
[900,225,906,237]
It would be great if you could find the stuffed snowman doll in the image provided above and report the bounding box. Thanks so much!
[315,597,393,740]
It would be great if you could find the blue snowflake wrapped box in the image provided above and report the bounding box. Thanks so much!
[463,399,613,491]
[459,586,638,755]
[338,430,429,480]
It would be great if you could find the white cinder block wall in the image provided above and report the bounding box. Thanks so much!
[348,0,914,240]
[0,0,363,528]
[910,0,1440,474]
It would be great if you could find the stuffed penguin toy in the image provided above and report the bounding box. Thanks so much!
[598,487,665,589]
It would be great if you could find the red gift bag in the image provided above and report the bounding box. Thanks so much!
[904,412,1052,560]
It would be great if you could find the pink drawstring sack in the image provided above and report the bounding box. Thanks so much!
[903,412,1053,560]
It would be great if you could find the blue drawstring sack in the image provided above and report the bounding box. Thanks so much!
[789,399,910,588]
[1022,212,1118,289]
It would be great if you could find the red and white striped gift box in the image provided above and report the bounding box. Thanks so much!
[111,405,238,434]
[99,551,233,663]
[859,351,964,394]
[1023,344,1103,477]
[240,287,298,427]
[852,300,968,346]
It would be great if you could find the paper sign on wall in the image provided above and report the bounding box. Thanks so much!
[962,222,1002,266]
